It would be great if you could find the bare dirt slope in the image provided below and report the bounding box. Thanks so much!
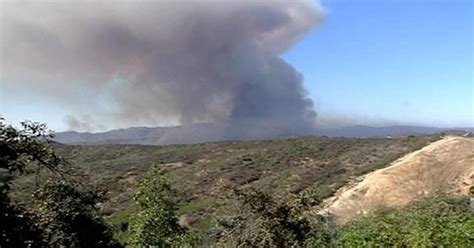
[322,136,474,225]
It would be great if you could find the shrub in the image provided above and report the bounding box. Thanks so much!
[128,166,192,246]
[216,187,330,247]
[335,195,474,247]
[34,180,120,248]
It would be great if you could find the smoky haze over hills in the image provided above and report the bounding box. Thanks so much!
[53,124,474,145]
[2,0,325,139]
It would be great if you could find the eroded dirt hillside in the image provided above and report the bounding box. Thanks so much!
[322,135,474,225]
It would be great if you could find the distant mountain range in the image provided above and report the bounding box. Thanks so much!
[317,125,473,138]
[53,124,473,146]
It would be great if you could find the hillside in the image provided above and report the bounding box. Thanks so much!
[321,136,474,225]
[11,134,444,242]
[53,124,473,146]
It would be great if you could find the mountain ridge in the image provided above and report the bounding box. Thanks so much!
[54,124,473,146]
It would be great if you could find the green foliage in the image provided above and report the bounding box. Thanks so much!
[217,188,330,247]
[218,190,472,247]
[1,118,119,247]
[33,133,439,239]
[33,180,120,247]
[335,208,404,247]
[0,118,61,247]
[0,198,45,247]
[0,118,62,179]
[128,166,189,246]
[335,195,474,247]
[6,118,445,246]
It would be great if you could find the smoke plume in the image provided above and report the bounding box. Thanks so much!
[1,0,325,139]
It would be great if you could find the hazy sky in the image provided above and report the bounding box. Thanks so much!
[1,0,473,131]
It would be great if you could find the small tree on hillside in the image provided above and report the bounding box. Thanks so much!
[128,166,188,246]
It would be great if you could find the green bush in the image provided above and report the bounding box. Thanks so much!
[216,188,330,247]
[34,180,120,248]
[0,197,45,247]
[128,166,193,246]
[335,195,474,247]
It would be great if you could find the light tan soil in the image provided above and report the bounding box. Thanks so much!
[321,136,474,225]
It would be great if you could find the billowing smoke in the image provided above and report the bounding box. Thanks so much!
[1,0,325,140]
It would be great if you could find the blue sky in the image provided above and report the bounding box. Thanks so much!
[1,0,472,130]
[284,0,473,128]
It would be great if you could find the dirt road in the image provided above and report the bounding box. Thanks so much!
[321,136,474,225]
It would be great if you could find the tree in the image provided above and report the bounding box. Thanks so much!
[128,166,187,246]
[0,118,61,247]
[0,118,62,178]
[34,180,121,248]
[0,118,120,247]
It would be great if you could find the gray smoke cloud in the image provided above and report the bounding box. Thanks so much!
[1,0,325,139]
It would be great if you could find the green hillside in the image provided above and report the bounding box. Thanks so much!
[11,134,442,243]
